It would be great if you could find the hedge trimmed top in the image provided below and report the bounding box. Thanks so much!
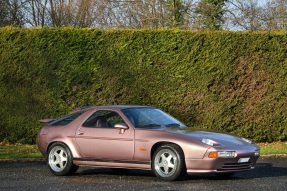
[0,27,287,143]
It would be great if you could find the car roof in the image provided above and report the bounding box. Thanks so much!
[96,105,153,109]
[72,105,154,113]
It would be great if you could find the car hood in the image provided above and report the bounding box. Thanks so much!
[166,129,253,146]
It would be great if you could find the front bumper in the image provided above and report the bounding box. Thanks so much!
[185,146,260,174]
[185,158,257,174]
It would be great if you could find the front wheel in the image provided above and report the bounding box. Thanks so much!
[47,142,78,176]
[152,144,185,181]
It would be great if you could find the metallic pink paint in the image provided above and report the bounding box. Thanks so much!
[38,105,260,179]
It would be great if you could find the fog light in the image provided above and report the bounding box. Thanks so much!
[218,151,237,158]
[255,150,260,156]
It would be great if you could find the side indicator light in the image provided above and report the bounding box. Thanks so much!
[139,148,147,152]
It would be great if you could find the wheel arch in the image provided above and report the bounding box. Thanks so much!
[47,141,64,151]
[150,141,185,161]
[46,140,81,160]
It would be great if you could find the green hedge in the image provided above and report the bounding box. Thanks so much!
[1,27,287,143]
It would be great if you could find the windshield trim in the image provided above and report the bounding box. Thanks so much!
[121,107,186,129]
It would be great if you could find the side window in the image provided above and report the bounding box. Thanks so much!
[82,110,124,128]
[50,112,83,126]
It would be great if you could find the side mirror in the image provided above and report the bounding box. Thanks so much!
[114,123,129,134]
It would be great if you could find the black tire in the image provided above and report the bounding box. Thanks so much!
[152,144,185,181]
[47,142,78,176]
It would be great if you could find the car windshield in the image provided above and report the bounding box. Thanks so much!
[122,107,186,129]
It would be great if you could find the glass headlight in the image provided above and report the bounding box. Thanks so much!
[240,137,253,144]
[202,138,221,146]
[254,150,260,156]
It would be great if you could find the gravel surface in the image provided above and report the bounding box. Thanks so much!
[1,158,287,191]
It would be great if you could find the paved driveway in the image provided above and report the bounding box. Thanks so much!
[1,158,287,191]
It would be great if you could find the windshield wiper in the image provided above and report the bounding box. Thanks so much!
[165,123,181,128]
[139,124,162,128]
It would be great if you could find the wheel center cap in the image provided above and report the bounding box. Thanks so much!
[163,160,168,166]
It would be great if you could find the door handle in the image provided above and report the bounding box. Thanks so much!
[78,130,84,135]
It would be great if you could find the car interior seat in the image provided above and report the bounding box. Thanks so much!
[95,116,109,128]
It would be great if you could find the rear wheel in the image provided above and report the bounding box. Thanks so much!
[47,142,78,176]
[152,144,185,181]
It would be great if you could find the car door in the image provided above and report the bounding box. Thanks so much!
[75,110,134,160]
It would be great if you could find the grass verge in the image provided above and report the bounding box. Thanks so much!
[0,142,287,160]
[0,142,43,160]
[257,142,287,155]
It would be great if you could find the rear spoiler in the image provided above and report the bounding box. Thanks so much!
[71,106,94,113]
[39,118,57,123]
[39,106,94,123]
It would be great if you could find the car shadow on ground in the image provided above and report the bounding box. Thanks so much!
[77,167,155,178]
[244,162,287,178]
